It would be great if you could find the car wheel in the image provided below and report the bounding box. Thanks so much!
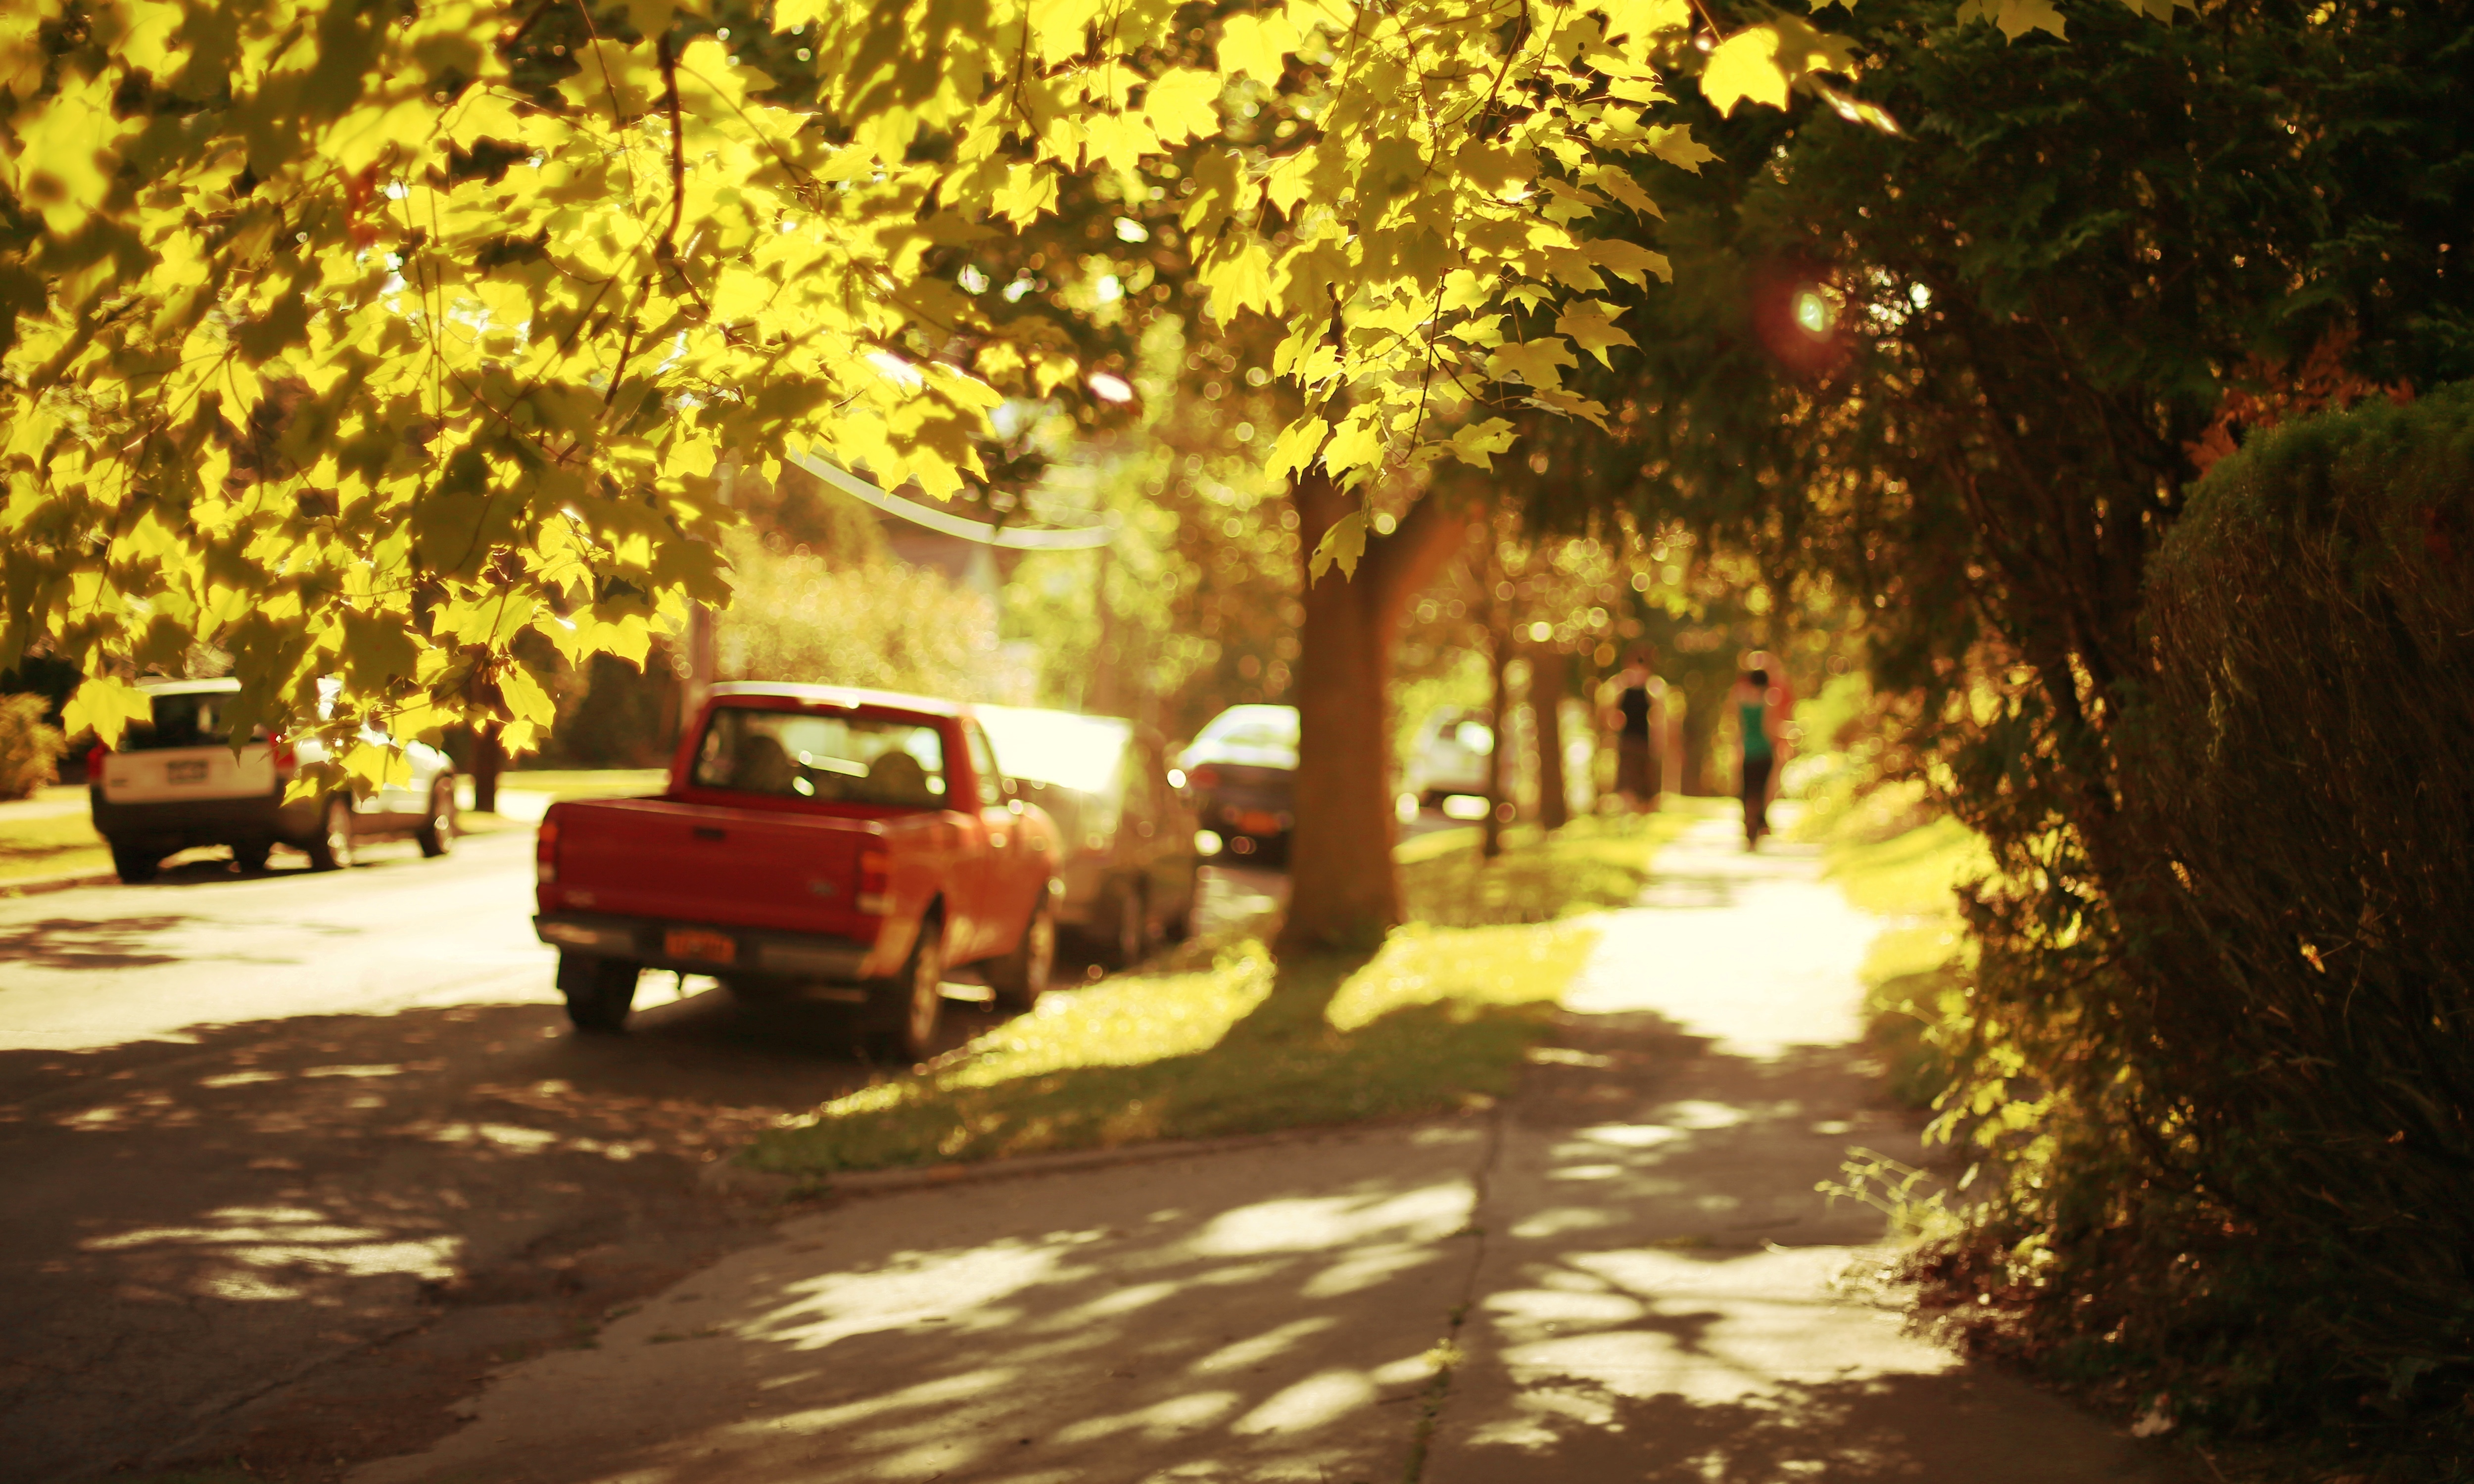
[416,779,455,858]
[109,843,160,884]
[231,841,271,873]
[304,797,354,871]
[989,895,1056,1011]
[1160,875,1196,943]
[865,919,945,1064]
[1106,882,1148,968]
[558,952,640,1033]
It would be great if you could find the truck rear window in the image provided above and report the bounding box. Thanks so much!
[122,691,253,751]
[692,706,949,809]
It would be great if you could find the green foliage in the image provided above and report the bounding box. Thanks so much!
[0,691,67,798]
[717,527,1001,697]
[1558,0,2474,1461]
[1904,387,2474,1469]
[1,0,1882,777]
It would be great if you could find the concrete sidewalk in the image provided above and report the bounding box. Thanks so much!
[353,815,2178,1484]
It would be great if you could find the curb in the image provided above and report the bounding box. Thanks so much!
[702,1114,1483,1203]
[0,867,121,898]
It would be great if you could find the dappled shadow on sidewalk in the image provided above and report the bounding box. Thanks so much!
[0,988,943,1484]
[1419,1003,2183,1484]
[359,1122,1495,1484]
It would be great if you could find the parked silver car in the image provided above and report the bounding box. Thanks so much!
[977,704,1197,965]
[89,678,458,881]
[1401,704,1534,813]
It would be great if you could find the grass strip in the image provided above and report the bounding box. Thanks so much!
[744,813,1688,1179]
[0,811,111,883]
[1818,797,1994,1110]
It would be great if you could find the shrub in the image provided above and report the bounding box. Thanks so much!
[0,692,68,799]
[1910,386,2474,1470]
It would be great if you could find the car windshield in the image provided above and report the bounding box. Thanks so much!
[691,706,949,809]
[977,707,1131,795]
[1196,706,1298,751]
[122,690,250,751]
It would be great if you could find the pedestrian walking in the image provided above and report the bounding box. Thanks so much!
[1601,647,1665,816]
[1731,661,1782,847]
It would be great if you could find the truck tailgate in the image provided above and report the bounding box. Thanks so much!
[550,797,883,937]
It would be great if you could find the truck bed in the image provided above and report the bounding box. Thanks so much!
[542,794,905,943]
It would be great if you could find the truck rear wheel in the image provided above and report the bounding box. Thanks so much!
[559,953,640,1033]
[865,920,944,1064]
[989,896,1057,1011]
[109,843,160,884]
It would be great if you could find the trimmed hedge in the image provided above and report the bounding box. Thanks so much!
[1918,387,2474,1469]
[2119,385,2474,1435]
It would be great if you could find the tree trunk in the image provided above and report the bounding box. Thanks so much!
[471,722,505,813]
[1532,645,1569,832]
[1278,472,1473,955]
[1482,590,1510,860]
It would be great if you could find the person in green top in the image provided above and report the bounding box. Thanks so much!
[1729,663,1783,848]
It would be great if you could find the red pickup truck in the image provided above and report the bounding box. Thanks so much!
[532,683,1060,1058]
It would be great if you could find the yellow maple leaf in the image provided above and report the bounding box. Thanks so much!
[1487,337,1578,388]
[1556,301,1639,366]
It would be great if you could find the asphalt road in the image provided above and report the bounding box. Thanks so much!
[0,828,1285,1484]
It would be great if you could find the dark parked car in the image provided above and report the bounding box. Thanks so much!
[89,678,458,881]
[977,705,1198,966]
[1176,704,1297,863]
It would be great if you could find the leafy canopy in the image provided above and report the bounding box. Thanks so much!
[0,0,2146,774]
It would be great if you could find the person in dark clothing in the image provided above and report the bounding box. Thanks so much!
[1601,647,1664,814]
[1730,663,1781,847]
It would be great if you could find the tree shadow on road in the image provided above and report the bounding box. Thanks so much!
[0,990,926,1484]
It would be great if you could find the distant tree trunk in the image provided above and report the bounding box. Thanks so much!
[1279,472,1474,955]
[1481,570,1511,861]
[471,722,505,813]
[1532,646,1569,832]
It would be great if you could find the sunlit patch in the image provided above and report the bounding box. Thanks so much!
[1526,1046,1611,1067]
[1575,1121,1684,1149]
[301,1064,406,1079]
[762,1366,1023,1435]
[1051,1388,1240,1444]
[755,1243,1062,1352]
[1507,1206,1622,1241]
[199,1070,283,1089]
[1231,1367,1376,1435]
[1560,1153,1656,1181]
[1652,1099,1750,1131]
[1191,1316,1336,1375]
[1300,1241,1434,1299]
[1189,1184,1468,1256]
[424,1120,559,1151]
[82,1204,461,1287]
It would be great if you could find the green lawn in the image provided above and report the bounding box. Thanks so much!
[1819,798,1994,1110]
[0,810,110,884]
[743,811,1694,1181]
[495,768,669,798]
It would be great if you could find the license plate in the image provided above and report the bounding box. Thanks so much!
[663,928,737,965]
[165,758,209,785]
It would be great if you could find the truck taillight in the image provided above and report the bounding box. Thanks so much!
[1188,765,1220,790]
[270,736,297,773]
[856,846,890,915]
[86,742,108,778]
[536,817,561,885]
